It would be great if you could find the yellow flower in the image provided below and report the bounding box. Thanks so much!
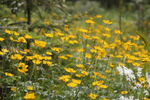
[68,40,78,44]
[71,79,81,85]
[98,85,108,89]
[55,32,64,36]
[85,53,92,59]
[103,20,112,24]
[51,47,62,53]
[103,98,110,100]
[10,36,17,42]
[18,17,26,21]
[132,62,140,67]
[4,29,12,34]
[88,93,98,99]
[75,74,83,78]
[64,25,69,31]
[95,14,102,18]
[27,86,34,91]
[66,54,73,58]
[68,34,76,39]
[17,62,28,73]
[102,33,111,38]
[24,34,32,39]
[138,77,146,83]
[105,70,111,73]
[32,60,41,65]
[79,28,88,33]
[120,91,128,94]
[0,37,4,41]
[76,64,85,69]
[44,33,53,38]
[13,31,19,36]
[58,75,71,82]
[92,80,104,86]
[90,49,97,53]
[5,72,14,77]
[34,40,47,48]
[61,36,69,41]
[81,71,89,76]
[77,48,85,52]
[45,51,52,55]
[2,49,9,53]
[0,51,4,55]
[10,54,23,60]
[114,30,122,34]
[24,92,36,100]
[17,37,27,43]
[58,55,68,60]
[85,19,95,24]
[43,56,52,60]
[43,61,52,67]
[94,72,107,79]
[109,63,115,68]
[143,98,150,100]
[67,82,78,88]
[11,87,17,92]
[64,68,76,73]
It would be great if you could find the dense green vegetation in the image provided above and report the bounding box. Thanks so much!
[0,0,150,100]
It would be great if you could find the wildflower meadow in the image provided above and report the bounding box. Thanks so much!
[0,0,150,100]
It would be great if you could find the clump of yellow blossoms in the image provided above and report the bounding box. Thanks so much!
[59,75,71,82]
[64,67,76,73]
[138,77,146,83]
[88,93,98,99]
[10,54,24,60]
[0,37,5,41]
[5,72,14,77]
[17,37,27,43]
[67,79,81,88]
[27,86,34,91]
[120,91,128,95]
[34,40,47,48]
[17,62,28,73]
[24,92,36,100]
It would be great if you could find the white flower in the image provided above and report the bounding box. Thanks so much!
[117,66,135,81]
[117,96,139,100]
[136,67,142,77]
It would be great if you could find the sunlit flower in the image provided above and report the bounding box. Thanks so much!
[59,75,71,82]
[32,60,41,65]
[27,86,34,91]
[138,77,146,83]
[64,68,76,73]
[58,55,68,60]
[17,37,27,43]
[10,54,23,60]
[88,93,98,99]
[5,72,14,77]
[76,64,85,69]
[51,47,62,53]
[0,37,4,41]
[24,34,32,39]
[34,40,47,48]
[114,30,122,34]
[24,92,36,100]
[120,91,128,95]
[44,33,53,38]
[11,87,17,92]
[103,20,112,24]
[67,82,78,88]
[85,19,95,24]
[17,62,28,73]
